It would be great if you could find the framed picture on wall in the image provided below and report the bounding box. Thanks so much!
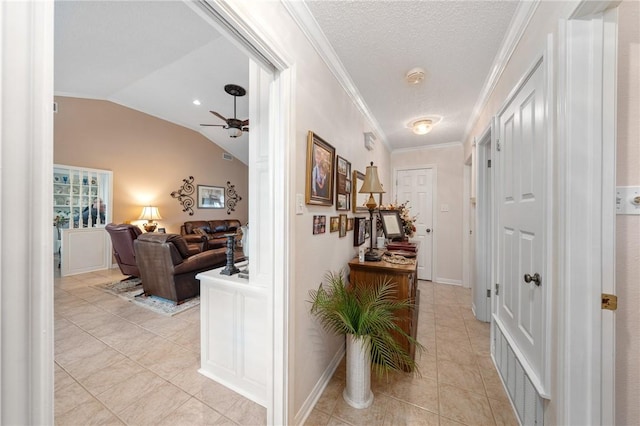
[313,215,326,235]
[197,185,225,209]
[354,217,366,246]
[305,131,335,206]
[336,155,351,211]
[339,214,347,237]
[330,216,340,232]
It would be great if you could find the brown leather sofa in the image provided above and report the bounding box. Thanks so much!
[133,233,244,304]
[180,219,242,251]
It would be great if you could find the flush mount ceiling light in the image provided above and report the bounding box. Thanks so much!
[407,116,441,135]
[405,67,425,84]
[412,119,432,135]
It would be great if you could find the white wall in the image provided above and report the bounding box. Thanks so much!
[225,2,391,421]
[391,144,464,284]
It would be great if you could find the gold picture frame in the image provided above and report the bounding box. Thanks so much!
[305,131,335,206]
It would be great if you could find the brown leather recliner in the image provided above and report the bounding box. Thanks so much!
[133,233,241,304]
[105,223,142,277]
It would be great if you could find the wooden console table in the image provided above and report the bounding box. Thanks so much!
[348,257,419,369]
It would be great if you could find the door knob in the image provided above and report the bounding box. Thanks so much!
[426,229,431,233]
[524,273,541,286]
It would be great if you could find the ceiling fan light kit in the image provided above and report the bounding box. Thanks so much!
[200,84,249,138]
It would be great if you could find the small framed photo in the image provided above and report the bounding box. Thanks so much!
[197,185,225,209]
[354,217,366,246]
[337,194,348,210]
[157,227,166,234]
[330,216,340,232]
[313,215,326,235]
[347,217,354,231]
[379,210,404,240]
[339,214,347,237]
[306,131,335,206]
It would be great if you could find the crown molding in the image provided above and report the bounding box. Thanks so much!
[282,0,390,151]
[462,0,540,144]
[391,141,463,154]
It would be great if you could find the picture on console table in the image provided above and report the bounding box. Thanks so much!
[354,216,366,246]
[197,185,225,209]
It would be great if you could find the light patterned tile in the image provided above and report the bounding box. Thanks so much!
[304,408,331,426]
[489,398,519,426]
[331,392,390,426]
[382,375,439,414]
[314,375,344,415]
[156,397,223,425]
[224,396,267,425]
[63,346,126,381]
[55,381,94,418]
[55,397,124,426]
[437,358,485,396]
[95,370,165,414]
[195,378,245,416]
[78,357,142,396]
[439,383,494,426]
[383,398,439,426]
[118,381,191,425]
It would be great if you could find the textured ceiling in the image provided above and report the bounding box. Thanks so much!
[305,0,519,149]
[54,1,251,163]
[55,1,519,159]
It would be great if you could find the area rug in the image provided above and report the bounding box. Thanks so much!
[95,277,200,317]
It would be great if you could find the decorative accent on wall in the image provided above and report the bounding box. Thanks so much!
[226,181,242,215]
[170,176,195,216]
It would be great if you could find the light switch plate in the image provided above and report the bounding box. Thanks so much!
[616,186,640,215]
[440,204,449,212]
[296,194,304,215]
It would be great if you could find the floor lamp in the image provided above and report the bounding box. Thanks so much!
[358,162,385,261]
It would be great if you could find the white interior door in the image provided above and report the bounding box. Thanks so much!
[494,59,547,392]
[396,168,433,280]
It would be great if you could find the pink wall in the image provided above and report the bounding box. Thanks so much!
[54,97,248,233]
[615,1,640,423]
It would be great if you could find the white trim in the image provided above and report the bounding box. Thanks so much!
[462,163,471,289]
[393,165,438,282]
[295,346,345,425]
[435,278,462,286]
[281,0,390,152]
[463,0,540,144]
[0,1,55,423]
[556,3,618,423]
[392,141,462,154]
[474,124,492,322]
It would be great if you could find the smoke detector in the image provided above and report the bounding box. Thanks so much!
[405,67,426,84]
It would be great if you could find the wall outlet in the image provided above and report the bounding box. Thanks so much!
[440,204,449,212]
[616,186,640,215]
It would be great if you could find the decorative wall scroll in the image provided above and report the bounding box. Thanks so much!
[170,176,195,216]
[226,181,242,215]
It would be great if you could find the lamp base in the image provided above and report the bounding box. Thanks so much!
[364,249,382,262]
[143,222,157,233]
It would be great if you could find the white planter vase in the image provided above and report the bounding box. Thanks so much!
[343,334,374,409]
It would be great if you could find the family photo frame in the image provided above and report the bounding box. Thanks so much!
[305,131,335,206]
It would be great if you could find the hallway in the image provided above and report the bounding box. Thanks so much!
[54,263,515,425]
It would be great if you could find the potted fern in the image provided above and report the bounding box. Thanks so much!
[309,271,423,409]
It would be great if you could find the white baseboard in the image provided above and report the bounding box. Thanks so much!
[435,277,463,286]
[295,346,345,425]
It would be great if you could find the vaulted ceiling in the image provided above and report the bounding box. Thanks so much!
[54,1,520,162]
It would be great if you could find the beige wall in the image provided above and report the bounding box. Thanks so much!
[391,144,464,283]
[615,0,640,423]
[54,97,248,233]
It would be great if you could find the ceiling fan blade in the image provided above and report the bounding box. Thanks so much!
[209,110,228,122]
[200,124,226,127]
[242,127,249,132]
[241,118,249,126]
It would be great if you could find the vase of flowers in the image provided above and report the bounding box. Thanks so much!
[379,201,417,239]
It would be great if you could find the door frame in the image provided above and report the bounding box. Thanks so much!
[393,165,437,282]
[556,3,618,424]
[474,123,493,322]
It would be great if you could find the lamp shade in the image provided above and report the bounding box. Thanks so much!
[359,162,385,194]
[138,206,162,221]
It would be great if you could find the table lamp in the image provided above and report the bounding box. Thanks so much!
[139,206,162,232]
[358,162,385,261]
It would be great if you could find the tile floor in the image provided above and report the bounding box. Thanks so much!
[55,266,517,425]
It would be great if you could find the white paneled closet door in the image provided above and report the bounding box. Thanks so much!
[495,58,548,395]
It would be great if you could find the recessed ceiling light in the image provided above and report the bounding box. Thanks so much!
[405,67,426,84]
[193,99,201,106]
